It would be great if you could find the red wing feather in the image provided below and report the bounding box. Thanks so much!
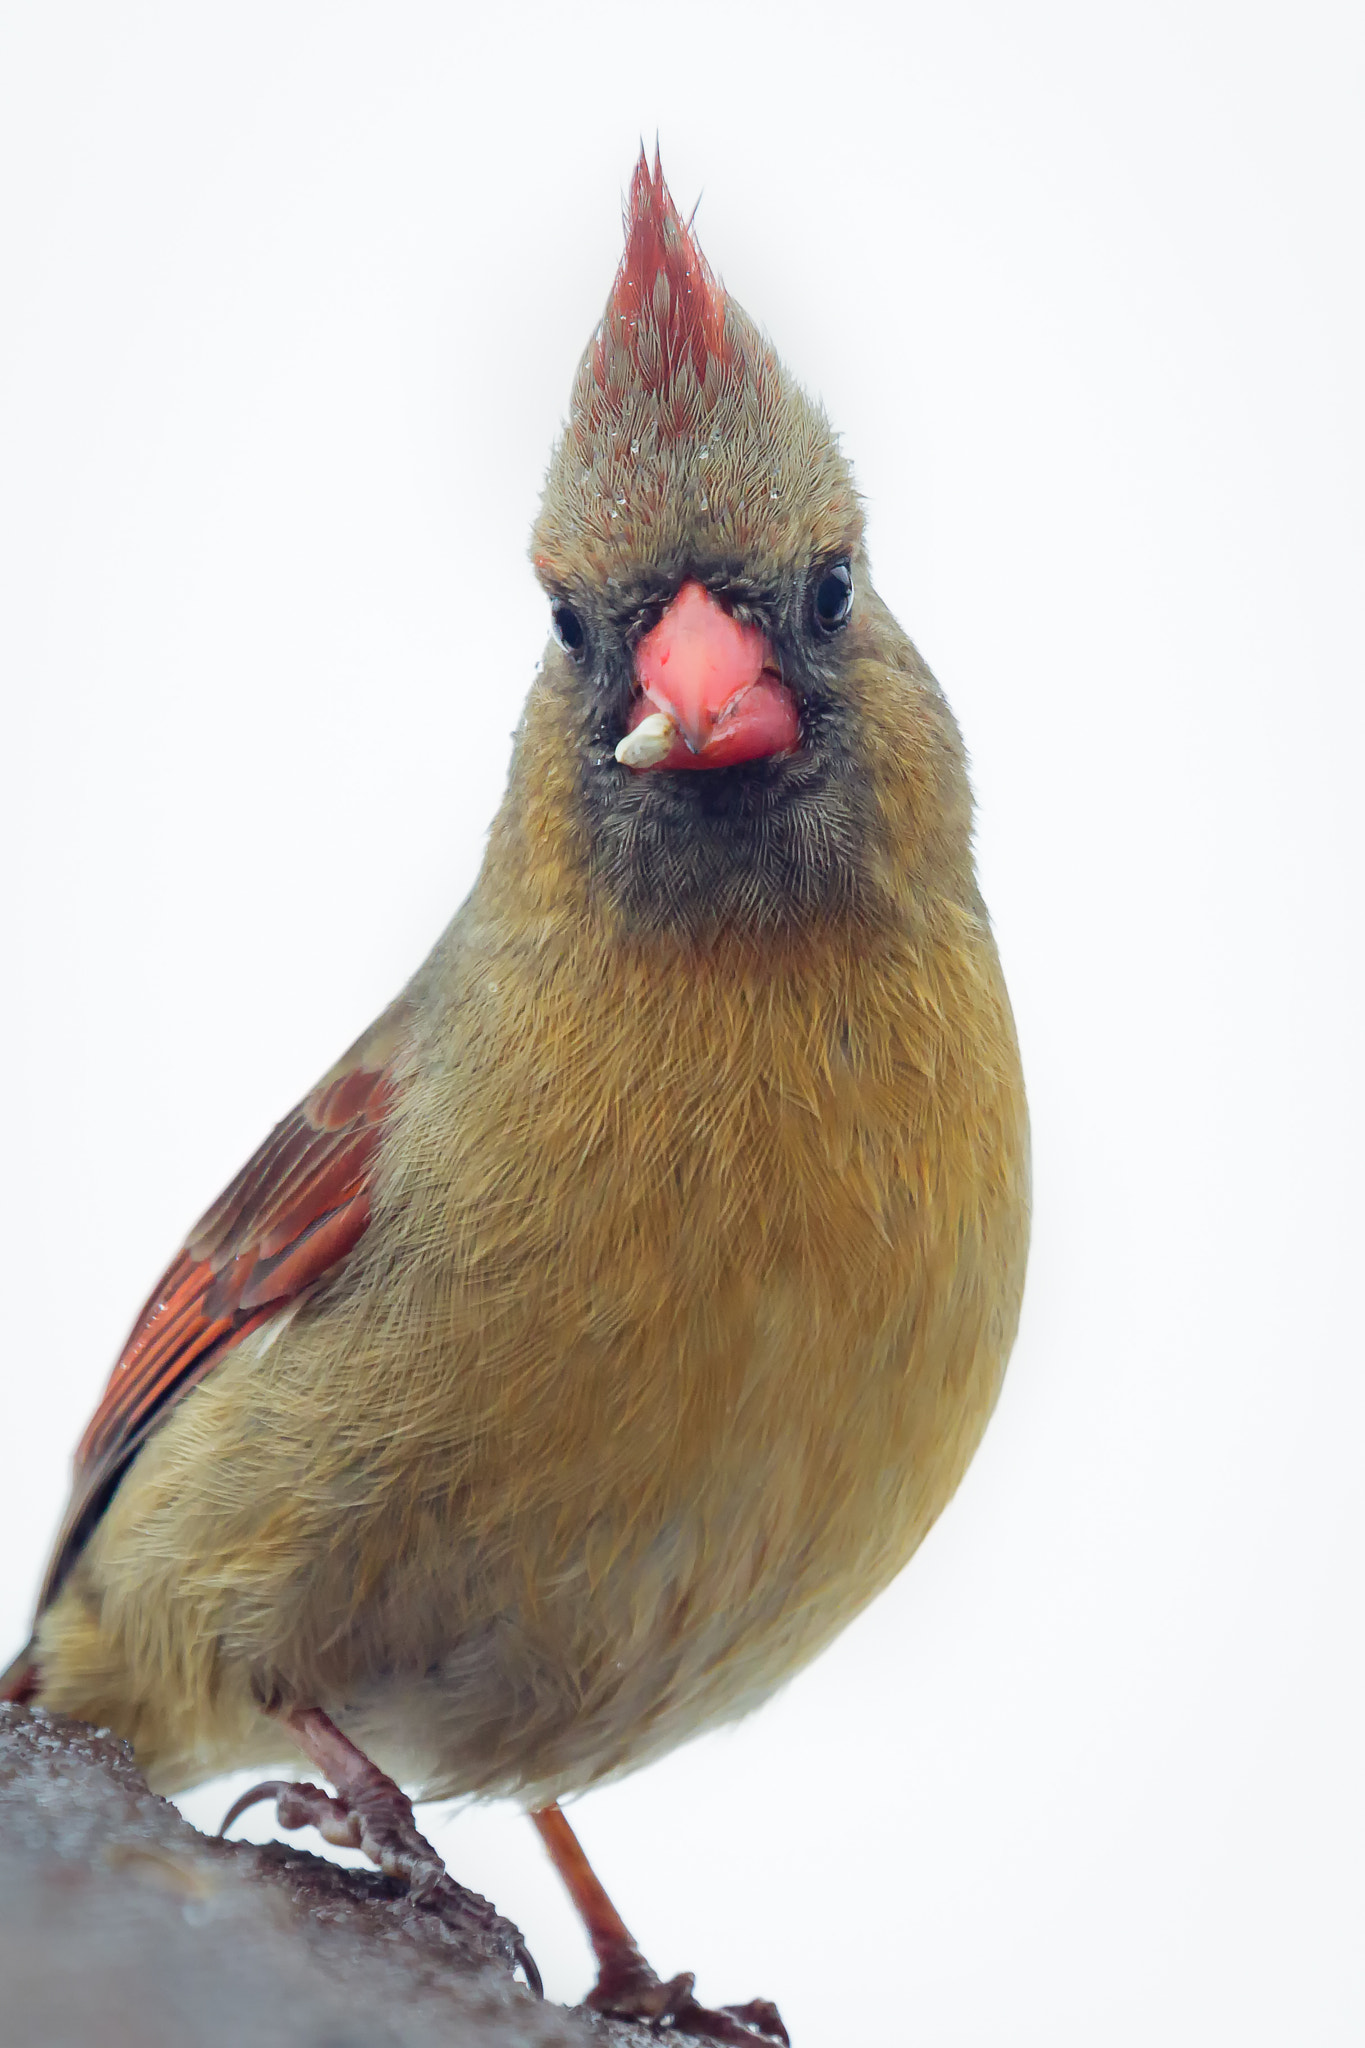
[39,1016,406,1612]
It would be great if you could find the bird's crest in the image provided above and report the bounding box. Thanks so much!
[593,150,731,396]
[533,150,860,582]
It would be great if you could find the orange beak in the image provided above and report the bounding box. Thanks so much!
[622,581,800,771]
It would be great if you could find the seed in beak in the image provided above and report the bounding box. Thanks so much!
[615,712,677,769]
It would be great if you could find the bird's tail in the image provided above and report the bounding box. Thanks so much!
[0,1642,39,1704]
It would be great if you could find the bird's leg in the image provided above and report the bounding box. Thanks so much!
[221,1705,541,1995]
[530,1802,788,2045]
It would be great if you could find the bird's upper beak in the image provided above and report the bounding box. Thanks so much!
[618,580,799,771]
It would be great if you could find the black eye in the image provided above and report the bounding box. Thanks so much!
[812,562,854,632]
[551,602,586,658]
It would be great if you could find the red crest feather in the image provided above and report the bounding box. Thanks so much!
[595,148,730,392]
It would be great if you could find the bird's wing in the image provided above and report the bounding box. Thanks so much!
[37,1004,410,1613]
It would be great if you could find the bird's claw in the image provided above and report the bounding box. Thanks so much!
[587,1948,787,2043]
[220,1776,365,1852]
[588,1952,696,2023]
[218,1774,541,1995]
[669,1994,791,2045]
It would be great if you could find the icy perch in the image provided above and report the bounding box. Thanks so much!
[0,1703,621,2048]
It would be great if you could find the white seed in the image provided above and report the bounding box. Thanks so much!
[615,713,676,769]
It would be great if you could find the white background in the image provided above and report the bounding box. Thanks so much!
[2,5,1361,2042]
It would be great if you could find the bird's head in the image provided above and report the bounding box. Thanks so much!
[508,150,972,942]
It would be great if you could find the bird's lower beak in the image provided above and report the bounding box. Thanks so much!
[616,580,799,772]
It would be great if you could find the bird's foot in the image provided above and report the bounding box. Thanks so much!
[219,1709,541,1995]
[588,1942,788,2043]
[530,1800,785,2041]
[221,1772,441,1893]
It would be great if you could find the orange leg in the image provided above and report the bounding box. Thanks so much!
[531,1801,788,2044]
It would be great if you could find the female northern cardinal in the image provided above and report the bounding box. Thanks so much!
[2,152,1029,2043]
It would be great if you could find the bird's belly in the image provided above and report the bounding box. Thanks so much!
[344,1491,897,1807]
[311,915,1029,1802]
[336,1272,1011,1806]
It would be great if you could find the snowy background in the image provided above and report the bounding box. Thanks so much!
[2,5,1361,2043]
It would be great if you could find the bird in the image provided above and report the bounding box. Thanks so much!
[2,149,1030,2043]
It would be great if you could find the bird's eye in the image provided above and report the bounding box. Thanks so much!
[551,602,586,658]
[812,562,854,632]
